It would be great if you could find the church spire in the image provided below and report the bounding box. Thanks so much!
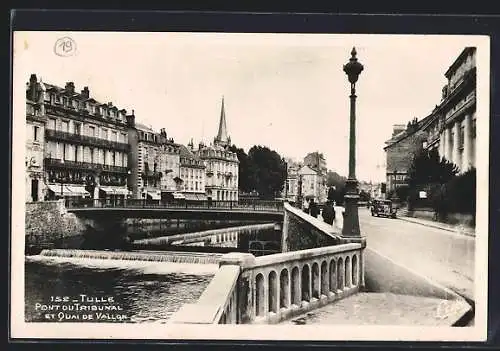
[215,96,230,147]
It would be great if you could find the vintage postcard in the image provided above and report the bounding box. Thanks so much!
[11,31,489,341]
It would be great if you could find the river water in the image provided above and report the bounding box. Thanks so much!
[25,223,280,323]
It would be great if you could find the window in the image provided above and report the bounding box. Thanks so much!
[459,126,465,149]
[472,119,476,139]
[33,126,39,141]
[112,131,117,142]
[102,129,108,140]
[89,126,95,137]
[61,121,69,133]
[112,152,116,166]
[74,123,81,135]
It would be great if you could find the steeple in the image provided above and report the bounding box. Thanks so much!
[214,96,229,147]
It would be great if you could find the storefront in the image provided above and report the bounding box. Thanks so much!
[141,190,162,201]
[46,184,90,202]
[99,186,130,206]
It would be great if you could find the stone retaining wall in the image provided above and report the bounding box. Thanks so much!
[25,200,86,247]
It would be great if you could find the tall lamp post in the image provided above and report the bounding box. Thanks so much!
[342,47,364,237]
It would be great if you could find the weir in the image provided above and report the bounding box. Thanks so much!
[39,249,224,265]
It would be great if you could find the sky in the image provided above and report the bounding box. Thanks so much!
[14,32,477,182]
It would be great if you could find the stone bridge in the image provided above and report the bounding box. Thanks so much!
[65,199,284,222]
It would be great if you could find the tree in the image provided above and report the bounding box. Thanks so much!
[229,144,254,193]
[247,145,287,199]
[406,148,459,211]
[407,149,459,188]
[325,171,347,204]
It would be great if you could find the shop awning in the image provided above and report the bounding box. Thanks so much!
[100,186,129,196]
[47,184,73,196]
[184,193,199,201]
[196,194,207,201]
[173,192,185,199]
[65,185,90,197]
[146,191,161,200]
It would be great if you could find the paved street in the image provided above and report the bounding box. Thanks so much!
[353,207,475,300]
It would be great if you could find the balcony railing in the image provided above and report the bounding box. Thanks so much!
[45,129,129,152]
[44,158,129,174]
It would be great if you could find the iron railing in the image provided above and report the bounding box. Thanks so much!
[44,158,129,174]
[64,198,284,212]
[45,129,129,152]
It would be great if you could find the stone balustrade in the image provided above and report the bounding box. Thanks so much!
[170,242,364,325]
[237,243,363,324]
[170,201,366,325]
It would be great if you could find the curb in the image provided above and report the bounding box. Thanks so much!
[398,216,475,238]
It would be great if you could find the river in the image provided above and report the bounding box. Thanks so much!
[25,223,280,323]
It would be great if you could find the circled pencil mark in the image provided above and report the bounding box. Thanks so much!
[54,37,77,57]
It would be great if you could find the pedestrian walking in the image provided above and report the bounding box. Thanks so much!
[322,200,335,225]
[309,198,319,218]
[303,198,310,214]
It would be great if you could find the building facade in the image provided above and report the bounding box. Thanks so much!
[383,120,429,194]
[27,75,132,202]
[303,152,327,175]
[179,144,207,201]
[297,165,327,204]
[128,124,181,200]
[25,76,46,202]
[195,98,239,201]
[282,160,301,202]
[422,47,476,173]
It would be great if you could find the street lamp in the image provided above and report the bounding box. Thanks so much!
[342,47,364,237]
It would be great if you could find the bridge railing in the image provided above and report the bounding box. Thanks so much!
[64,198,284,212]
[170,242,364,325]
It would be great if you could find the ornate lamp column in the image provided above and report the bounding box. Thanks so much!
[342,47,364,237]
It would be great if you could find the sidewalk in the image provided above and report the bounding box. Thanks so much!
[398,216,475,237]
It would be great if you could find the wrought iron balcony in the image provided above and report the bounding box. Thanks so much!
[44,158,129,174]
[45,129,129,152]
[141,170,162,180]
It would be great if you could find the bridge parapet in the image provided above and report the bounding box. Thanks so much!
[170,243,364,325]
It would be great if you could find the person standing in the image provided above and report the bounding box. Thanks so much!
[303,198,310,214]
[309,198,319,218]
[322,200,335,225]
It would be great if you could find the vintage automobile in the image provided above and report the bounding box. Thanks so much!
[370,199,397,218]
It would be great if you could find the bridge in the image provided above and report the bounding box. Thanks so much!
[65,198,284,221]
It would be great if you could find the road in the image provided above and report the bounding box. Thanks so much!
[336,207,475,300]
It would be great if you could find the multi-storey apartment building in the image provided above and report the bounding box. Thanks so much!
[196,98,239,201]
[25,75,46,202]
[27,75,132,202]
[383,120,429,194]
[282,159,301,203]
[179,144,206,201]
[421,47,476,172]
[303,152,327,175]
[128,123,181,200]
[297,165,327,204]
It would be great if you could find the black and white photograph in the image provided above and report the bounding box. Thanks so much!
[11,30,489,341]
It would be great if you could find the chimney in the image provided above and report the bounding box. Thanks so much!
[29,74,37,101]
[65,82,75,94]
[126,109,136,128]
[81,86,90,99]
[392,124,406,136]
